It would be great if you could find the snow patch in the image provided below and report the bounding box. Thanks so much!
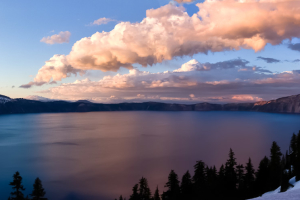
[0,96,11,104]
[251,177,300,200]
[25,95,55,102]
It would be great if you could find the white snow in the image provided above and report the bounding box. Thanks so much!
[251,177,300,200]
[252,188,300,200]
[25,95,55,102]
[0,96,11,104]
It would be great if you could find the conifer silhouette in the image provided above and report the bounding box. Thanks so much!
[206,166,218,198]
[269,141,282,190]
[153,186,160,200]
[9,172,25,200]
[290,133,297,168]
[244,158,255,198]
[193,160,206,198]
[138,177,151,200]
[236,164,244,191]
[31,178,47,200]
[162,170,180,200]
[255,156,270,195]
[180,171,193,200]
[295,131,300,181]
[129,184,139,200]
[224,148,237,197]
[217,164,226,197]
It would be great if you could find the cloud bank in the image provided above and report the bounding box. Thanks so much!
[24,0,300,87]
[40,31,71,44]
[37,58,300,103]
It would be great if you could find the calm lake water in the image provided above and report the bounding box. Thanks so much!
[0,111,300,200]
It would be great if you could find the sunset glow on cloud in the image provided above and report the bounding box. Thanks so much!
[40,31,71,45]
[24,0,300,88]
[33,58,300,103]
[1,0,296,103]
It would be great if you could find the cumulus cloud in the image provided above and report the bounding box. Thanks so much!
[26,0,300,86]
[40,31,71,44]
[174,59,211,72]
[20,55,85,88]
[91,17,115,25]
[175,58,272,73]
[288,43,300,52]
[36,58,300,103]
[257,56,280,63]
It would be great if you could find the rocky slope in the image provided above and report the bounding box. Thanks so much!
[0,94,299,115]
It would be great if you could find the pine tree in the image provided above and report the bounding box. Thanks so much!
[119,195,123,200]
[284,150,292,177]
[138,177,151,200]
[31,178,47,200]
[224,148,237,198]
[9,172,25,200]
[193,160,206,198]
[180,171,193,200]
[217,164,226,198]
[295,131,300,181]
[244,158,255,198]
[236,164,245,199]
[129,184,139,200]
[162,170,180,200]
[236,164,244,191]
[255,156,270,195]
[281,168,290,192]
[290,133,297,166]
[153,186,160,200]
[206,166,218,198]
[269,141,282,190]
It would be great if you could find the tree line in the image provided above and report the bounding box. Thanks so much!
[116,130,300,200]
[7,171,47,200]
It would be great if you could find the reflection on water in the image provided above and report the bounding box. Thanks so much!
[0,111,300,200]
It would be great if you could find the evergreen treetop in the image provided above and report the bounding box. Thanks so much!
[31,178,47,200]
[9,171,25,200]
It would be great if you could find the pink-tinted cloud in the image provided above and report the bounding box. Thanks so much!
[40,31,71,44]
[36,58,300,103]
[20,55,85,88]
[174,0,195,3]
[232,95,263,102]
[25,0,300,86]
[91,17,115,25]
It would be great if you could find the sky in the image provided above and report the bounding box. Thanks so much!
[0,0,300,104]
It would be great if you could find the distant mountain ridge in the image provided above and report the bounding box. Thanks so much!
[0,94,300,115]
[0,95,11,104]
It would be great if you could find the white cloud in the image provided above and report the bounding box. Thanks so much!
[26,0,300,86]
[91,17,115,25]
[40,31,71,45]
[36,58,300,103]
[20,55,85,88]
[174,59,211,72]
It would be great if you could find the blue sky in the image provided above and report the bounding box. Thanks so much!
[0,0,300,103]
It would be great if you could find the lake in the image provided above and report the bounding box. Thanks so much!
[0,111,300,200]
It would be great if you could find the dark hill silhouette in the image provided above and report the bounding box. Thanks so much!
[0,94,300,115]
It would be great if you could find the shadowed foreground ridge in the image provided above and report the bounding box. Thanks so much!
[0,94,300,115]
